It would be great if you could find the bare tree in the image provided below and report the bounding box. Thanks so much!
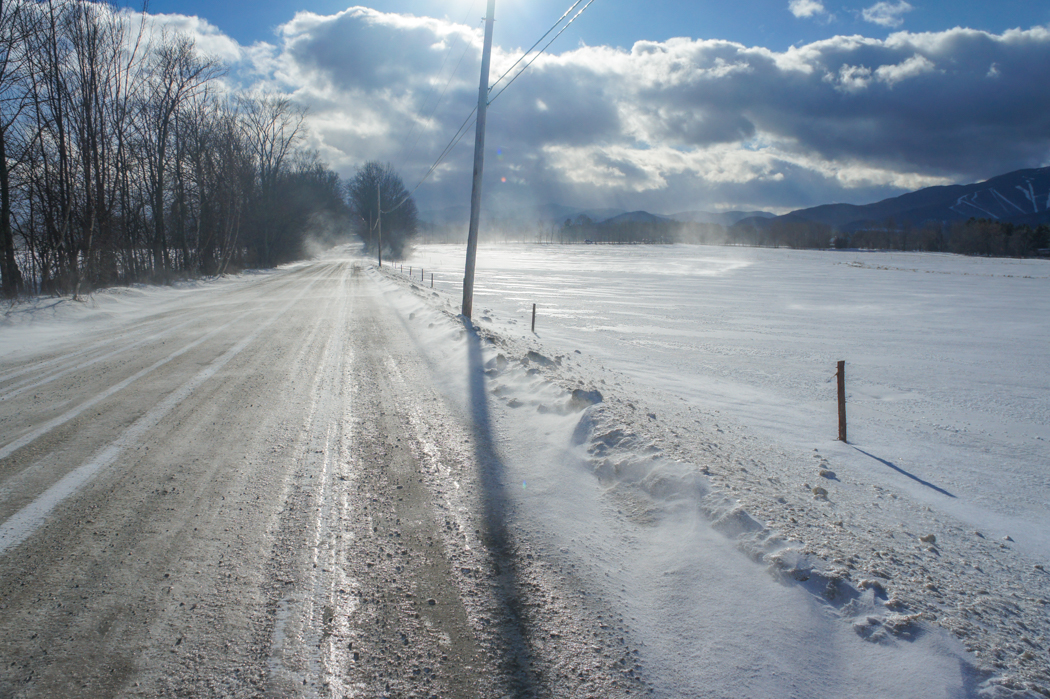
[0,3,345,297]
[0,0,33,297]
[238,94,305,266]
[136,33,221,278]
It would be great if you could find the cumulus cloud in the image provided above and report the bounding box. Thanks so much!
[874,53,937,85]
[195,8,1050,214]
[134,11,244,64]
[862,1,914,28]
[789,0,827,19]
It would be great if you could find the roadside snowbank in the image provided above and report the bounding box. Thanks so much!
[0,267,301,361]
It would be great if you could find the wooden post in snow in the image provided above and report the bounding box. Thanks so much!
[532,303,536,333]
[837,360,847,442]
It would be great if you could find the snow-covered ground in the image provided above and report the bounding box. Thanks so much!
[392,243,1049,697]
[0,267,299,361]
[4,244,1047,697]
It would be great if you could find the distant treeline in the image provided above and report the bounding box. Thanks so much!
[421,214,1050,258]
[840,219,1050,257]
[1,0,352,298]
[733,216,1049,257]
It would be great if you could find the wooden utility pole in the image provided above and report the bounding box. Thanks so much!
[837,360,847,442]
[461,0,496,319]
[377,186,382,268]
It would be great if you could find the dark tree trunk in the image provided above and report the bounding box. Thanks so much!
[0,126,21,298]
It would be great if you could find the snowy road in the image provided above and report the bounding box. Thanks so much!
[0,257,638,697]
[0,247,1040,698]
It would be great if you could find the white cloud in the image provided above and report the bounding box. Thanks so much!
[826,64,873,92]
[170,8,1050,213]
[789,0,827,19]
[862,1,914,28]
[875,54,937,85]
[135,12,244,64]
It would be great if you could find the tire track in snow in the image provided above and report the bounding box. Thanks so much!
[0,313,250,463]
[0,314,204,403]
[0,263,337,462]
[264,263,357,696]
[0,275,322,556]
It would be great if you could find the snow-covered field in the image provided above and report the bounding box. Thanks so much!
[394,243,1049,696]
[408,245,1050,552]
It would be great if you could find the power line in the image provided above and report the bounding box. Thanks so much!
[488,0,597,106]
[487,0,584,93]
[381,0,598,214]
[395,39,474,173]
[383,107,478,214]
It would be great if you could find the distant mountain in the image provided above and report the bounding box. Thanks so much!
[741,167,1050,232]
[422,168,1050,233]
[600,211,671,225]
[555,208,629,223]
[419,204,775,227]
[669,210,776,226]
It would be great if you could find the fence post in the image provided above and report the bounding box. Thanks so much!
[837,360,847,442]
[531,303,536,333]
[430,273,433,288]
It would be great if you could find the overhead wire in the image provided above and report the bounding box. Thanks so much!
[487,0,584,93]
[382,0,598,214]
[395,40,474,173]
[382,107,478,214]
[488,0,596,106]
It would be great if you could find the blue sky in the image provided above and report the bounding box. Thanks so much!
[148,1,1049,53]
[145,1,1050,215]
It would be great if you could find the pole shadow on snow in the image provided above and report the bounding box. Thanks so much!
[461,316,543,698]
[852,447,956,498]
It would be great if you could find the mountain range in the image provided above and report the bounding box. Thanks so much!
[419,204,775,227]
[735,166,1050,232]
[419,166,1050,231]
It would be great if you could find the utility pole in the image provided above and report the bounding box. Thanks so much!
[461,0,496,319]
[377,185,382,268]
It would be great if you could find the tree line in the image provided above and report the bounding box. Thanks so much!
[0,0,358,299]
[734,216,1049,257]
[560,215,1050,257]
[842,218,1050,257]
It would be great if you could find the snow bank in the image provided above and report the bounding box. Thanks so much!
[0,268,295,362]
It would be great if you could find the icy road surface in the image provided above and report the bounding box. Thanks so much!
[0,246,1041,697]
